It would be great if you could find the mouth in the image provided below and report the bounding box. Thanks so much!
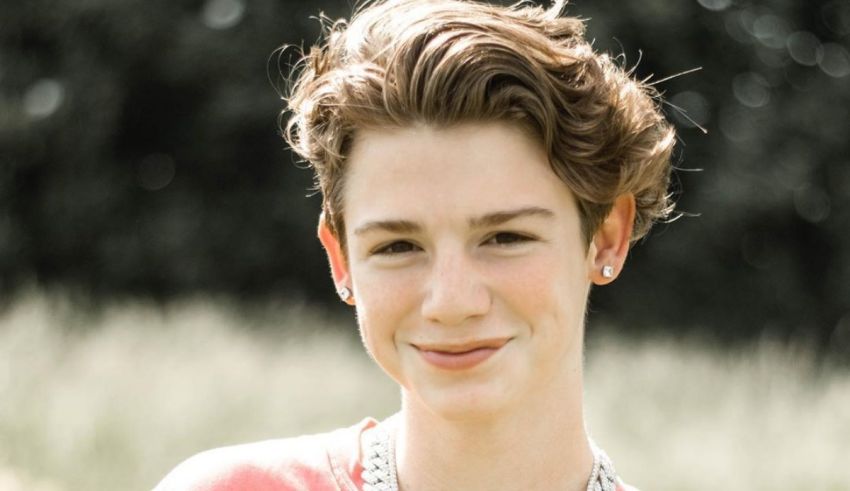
[412,338,512,370]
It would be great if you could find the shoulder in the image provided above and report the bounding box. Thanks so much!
[153,437,327,491]
[154,419,375,491]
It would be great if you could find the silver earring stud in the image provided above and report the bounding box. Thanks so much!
[337,286,352,302]
[602,265,614,278]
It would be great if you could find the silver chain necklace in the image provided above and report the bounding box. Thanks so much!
[362,426,618,491]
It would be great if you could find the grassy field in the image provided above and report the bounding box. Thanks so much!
[1,293,848,491]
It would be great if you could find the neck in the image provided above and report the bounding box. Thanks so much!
[393,379,593,491]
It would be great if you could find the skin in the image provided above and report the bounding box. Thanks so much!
[319,122,634,491]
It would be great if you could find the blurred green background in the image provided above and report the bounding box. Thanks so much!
[2,0,850,351]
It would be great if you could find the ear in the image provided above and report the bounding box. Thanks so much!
[318,213,355,305]
[589,194,636,285]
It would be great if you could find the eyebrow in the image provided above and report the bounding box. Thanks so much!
[468,206,555,228]
[353,219,421,236]
[353,206,554,236]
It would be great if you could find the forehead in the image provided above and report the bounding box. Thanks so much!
[342,122,577,224]
[346,122,548,185]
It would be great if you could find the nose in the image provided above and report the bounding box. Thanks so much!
[420,249,491,326]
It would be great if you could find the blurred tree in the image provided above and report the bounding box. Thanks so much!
[1,0,351,302]
[1,0,848,351]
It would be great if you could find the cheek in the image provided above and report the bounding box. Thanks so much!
[354,290,393,345]
[494,253,589,333]
[353,279,418,388]
[352,269,418,352]
[498,265,549,312]
[353,296,398,379]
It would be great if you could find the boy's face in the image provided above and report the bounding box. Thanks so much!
[330,122,594,418]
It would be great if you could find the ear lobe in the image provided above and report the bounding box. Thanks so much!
[589,194,636,285]
[318,213,354,304]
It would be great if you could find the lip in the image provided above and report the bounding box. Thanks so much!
[413,338,511,370]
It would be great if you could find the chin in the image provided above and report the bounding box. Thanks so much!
[405,376,523,422]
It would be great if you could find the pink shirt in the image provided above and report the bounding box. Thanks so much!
[154,418,638,490]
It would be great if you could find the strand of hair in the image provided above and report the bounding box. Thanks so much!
[647,66,703,86]
[661,99,708,135]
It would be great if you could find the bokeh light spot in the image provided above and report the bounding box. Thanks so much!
[23,78,64,119]
[724,11,753,44]
[732,72,771,108]
[818,43,850,78]
[201,0,246,30]
[752,14,790,49]
[669,90,711,128]
[137,153,176,191]
[718,105,758,142]
[793,185,831,223]
[755,45,789,68]
[697,0,732,12]
[786,31,823,66]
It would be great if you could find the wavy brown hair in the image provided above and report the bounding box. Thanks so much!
[283,0,676,248]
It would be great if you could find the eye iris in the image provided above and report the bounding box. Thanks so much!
[389,242,412,253]
[496,233,521,244]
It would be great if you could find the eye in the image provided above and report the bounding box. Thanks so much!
[373,240,419,255]
[484,232,533,246]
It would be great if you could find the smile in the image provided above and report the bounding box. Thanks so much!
[413,338,511,370]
